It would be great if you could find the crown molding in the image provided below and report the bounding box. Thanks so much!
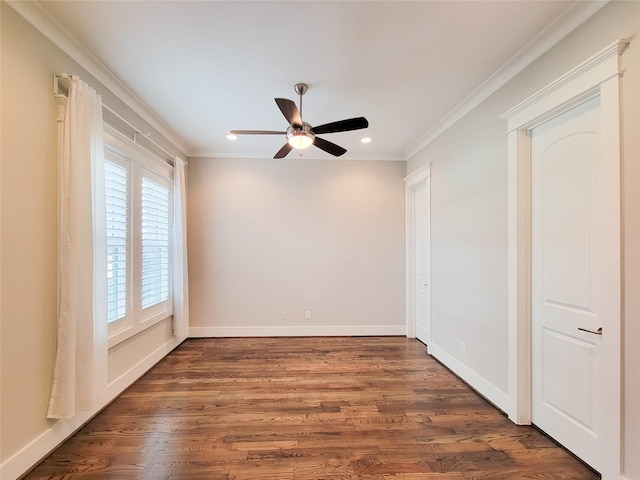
[7,0,608,162]
[6,0,191,156]
[404,0,609,160]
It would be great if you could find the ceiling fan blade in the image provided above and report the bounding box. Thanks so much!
[274,143,293,159]
[230,130,286,135]
[313,136,346,157]
[275,98,302,128]
[311,117,369,135]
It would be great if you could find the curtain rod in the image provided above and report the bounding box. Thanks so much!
[54,73,185,165]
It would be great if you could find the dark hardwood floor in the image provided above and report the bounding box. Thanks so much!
[24,337,599,479]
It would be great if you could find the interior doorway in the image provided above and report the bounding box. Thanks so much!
[405,164,431,346]
[529,94,606,471]
[503,40,625,477]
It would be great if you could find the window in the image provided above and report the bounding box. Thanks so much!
[104,132,173,346]
[105,159,129,323]
[141,177,170,309]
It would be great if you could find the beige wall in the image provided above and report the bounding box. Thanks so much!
[407,1,640,476]
[187,156,406,336]
[0,5,183,477]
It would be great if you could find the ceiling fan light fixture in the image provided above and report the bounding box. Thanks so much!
[288,132,314,149]
[286,123,315,150]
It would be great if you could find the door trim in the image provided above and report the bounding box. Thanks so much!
[404,163,431,341]
[501,39,628,478]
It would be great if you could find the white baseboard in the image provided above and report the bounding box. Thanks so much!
[428,342,509,413]
[0,411,96,480]
[189,324,406,337]
[0,335,186,480]
[107,335,185,398]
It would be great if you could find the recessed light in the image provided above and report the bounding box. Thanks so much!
[361,137,372,144]
[226,133,238,141]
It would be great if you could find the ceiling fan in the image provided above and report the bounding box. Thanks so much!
[230,83,369,159]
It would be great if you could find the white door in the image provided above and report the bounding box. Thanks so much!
[531,95,612,472]
[414,180,430,345]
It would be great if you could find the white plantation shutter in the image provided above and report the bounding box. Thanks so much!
[103,133,174,347]
[141,177,170,309]
[105,160,128,322]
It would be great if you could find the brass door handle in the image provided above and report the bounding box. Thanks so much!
[578,327,602,335]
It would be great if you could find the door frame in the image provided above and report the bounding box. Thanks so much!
[404,163,431,342]
[502,39,628,478]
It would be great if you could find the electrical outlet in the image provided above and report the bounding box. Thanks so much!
[460,342,467,356]
[281,311,286,320]
[305,310,312,320]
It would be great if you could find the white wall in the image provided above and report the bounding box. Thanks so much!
[187,156,406,337]
[0,5,184,478]
[406,1,640,477]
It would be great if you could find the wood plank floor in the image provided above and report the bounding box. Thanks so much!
[24,337,599,479]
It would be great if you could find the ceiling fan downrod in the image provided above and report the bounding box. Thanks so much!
[294,83,308,119]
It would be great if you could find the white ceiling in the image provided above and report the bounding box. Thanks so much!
[36,0,593,160]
